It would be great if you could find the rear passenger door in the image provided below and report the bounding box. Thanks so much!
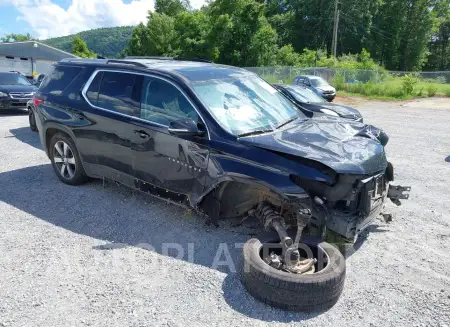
[77,70,140,187]
[130,75,209,204]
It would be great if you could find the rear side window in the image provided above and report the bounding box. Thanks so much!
[39,65,82,95]
[96,71,140,116]
[85,72,103,106]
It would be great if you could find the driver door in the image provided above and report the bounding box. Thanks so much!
[130,75,209,201]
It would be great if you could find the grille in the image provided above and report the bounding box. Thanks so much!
[9,92,34,99]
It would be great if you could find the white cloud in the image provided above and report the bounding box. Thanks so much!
[4,0,208,39]
[9,0,156,39]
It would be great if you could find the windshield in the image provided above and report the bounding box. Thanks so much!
[285,85,325,103]
[310,77,328,87]
[192,74,306,136]
[0,73,32,86]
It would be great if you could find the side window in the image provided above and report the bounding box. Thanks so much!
[97,71,139,116]
[85,72,103,106]
[39,65,83,95]
[140,76,198,126]
[303,78,310,86]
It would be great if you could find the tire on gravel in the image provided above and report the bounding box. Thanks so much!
[241,233,346,312]
[49,132,89,186]
[29,110,37,132]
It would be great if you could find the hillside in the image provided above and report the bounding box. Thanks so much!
[43,26,135,58]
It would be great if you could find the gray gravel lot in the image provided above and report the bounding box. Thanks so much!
[0,98,450,327]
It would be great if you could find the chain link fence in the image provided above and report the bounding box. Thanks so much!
[244,67,450,84]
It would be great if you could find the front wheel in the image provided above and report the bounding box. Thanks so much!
[241,233,346,312]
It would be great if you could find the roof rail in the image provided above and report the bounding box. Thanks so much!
[125,56,212,63]
[106,59,147,68]
[125,56,173,60]
[60,58,147,68]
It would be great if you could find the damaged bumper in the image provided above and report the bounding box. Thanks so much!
[310,172,411,240]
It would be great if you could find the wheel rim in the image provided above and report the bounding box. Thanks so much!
[53,141,76,179]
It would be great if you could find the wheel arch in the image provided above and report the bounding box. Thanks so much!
[196,174,308,219]
[43,123,78,158]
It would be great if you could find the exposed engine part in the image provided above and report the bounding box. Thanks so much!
[264,252,282,269]
[254,202,316,274]
[263,252,316,275]
[283,258,317,274]
[388,185,411,206]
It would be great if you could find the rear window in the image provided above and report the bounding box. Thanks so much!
[39,65,83,95]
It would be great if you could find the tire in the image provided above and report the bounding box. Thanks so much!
[29,109,37,132]
[49,132,88,186]
[241,233,346,312]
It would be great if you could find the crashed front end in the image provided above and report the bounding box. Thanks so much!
[242,118,411,243]
[291,166,410,240]
[287,124,410,241]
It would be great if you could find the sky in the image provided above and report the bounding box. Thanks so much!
[0,0,207,40]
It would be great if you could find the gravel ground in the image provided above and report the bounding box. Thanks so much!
[0,98,449,327]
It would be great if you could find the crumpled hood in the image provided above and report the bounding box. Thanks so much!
[239,117,388,175]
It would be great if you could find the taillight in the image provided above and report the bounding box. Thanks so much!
[33,97,44,108]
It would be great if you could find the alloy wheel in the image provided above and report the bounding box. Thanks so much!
[53,140,76,179]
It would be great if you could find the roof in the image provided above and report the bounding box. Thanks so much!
[59,58,252,82]
[0,41,77,60]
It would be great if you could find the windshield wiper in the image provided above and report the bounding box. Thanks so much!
[238,129,273,137]
[276,116,299,130]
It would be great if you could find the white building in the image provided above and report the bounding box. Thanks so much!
[0,41,78,78]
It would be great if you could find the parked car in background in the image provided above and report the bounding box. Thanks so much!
[0,72,37,112]
[32,58,409,312]
[274,84,363,122]
[33,74,46,87]
[293,75,336,101]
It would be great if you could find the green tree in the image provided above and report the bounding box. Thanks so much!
[1,33,36,42]
[145,12,178,56]
[155,0,191,16]
[174,11,216,60]
[72,36,96,58]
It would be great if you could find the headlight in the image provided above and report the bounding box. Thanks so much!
[0,91,8,97]
[320,109,339,117]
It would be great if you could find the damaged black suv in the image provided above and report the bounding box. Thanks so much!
[32,58,410,312]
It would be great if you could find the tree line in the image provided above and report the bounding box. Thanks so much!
[124,0,450,71]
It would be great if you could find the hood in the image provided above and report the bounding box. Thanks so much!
[316,85,335,92]
[0,84,37,93]
[314,103,361,118]
[239,117,388,175]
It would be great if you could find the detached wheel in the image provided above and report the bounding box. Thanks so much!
[241,233,346,312]
[29,109,37,132]
[49,133,88,185]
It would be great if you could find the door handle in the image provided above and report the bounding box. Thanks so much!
[134,130,150,139]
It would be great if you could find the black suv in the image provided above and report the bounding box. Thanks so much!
[32,58,409,312]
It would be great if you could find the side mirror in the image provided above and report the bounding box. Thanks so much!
[168,119,205,137]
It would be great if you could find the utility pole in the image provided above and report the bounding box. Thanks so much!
[331,0,340,57]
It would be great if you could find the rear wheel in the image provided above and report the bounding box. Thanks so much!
[29,109,37,132]
[241,232,346,312]
[49,133,88,185]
